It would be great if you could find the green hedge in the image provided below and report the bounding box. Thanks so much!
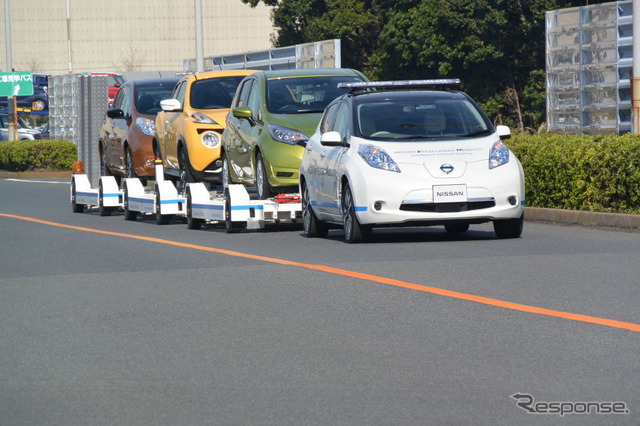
[508,133,640,214]
[1,134,639,214]
[0,140,77,172]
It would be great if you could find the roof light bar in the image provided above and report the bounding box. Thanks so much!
[338,79,461,90]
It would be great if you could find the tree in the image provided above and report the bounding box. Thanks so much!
[241,0,612,130]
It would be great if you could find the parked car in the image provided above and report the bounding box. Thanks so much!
[87,72,127,105]
[99,77,179,184]
[299,80,525,243]
[38,122,50,139]
[0,85,49,113]
[221,68,368,199]
[0,113,42,140]
[153,70,256,189]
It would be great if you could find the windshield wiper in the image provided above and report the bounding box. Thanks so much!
[462,129,491,137]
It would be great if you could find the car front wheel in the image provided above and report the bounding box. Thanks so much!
[493,215,524,239]
[342,184,370,243]
[255,153,273,200]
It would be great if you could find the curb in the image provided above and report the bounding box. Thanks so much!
[525,207,640,231]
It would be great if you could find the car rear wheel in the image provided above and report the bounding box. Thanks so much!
[302,182,328,238]
[493,215,524,239]
[255,153,273,200]
[342,184,370,243]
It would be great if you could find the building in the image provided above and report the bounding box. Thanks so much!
[546,0,633,134]
[0,0,274,75]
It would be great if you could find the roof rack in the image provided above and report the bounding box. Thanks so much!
[338,79,461,93]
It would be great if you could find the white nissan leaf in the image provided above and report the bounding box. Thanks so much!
[299,80,525,243]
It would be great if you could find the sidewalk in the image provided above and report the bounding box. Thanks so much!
[1,170,638,231]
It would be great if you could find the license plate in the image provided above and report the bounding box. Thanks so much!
[433,185,467,203]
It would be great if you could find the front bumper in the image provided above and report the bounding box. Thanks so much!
[348,159,525,226]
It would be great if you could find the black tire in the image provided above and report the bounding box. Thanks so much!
[224,187,241,233]
[444,223,469,234]
[155,184,170,225]
[125,147,136,179]
[178,147,195,194]
[255,152,273,200]
[123,185,137,221]
[186,187,203,230]
[101,147,121,186]
[221,151,231,189]
[342,184,370,243]
[301,182,328,238]
[100,148,111,177]
[98,180,112,216]
[493,215,524,239]
[71,180,84,213]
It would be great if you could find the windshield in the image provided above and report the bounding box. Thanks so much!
[190,76,244,109]
[0,114,30,129]
[135,81,178,115]
[267,75,363,114]
[355,92,491,140]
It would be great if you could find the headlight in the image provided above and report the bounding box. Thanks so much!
[358,144,400,172]
[201,131,221,148]
[136,117,155,136]
[192,112,217,124]
[269,125,308,146]
[489,140,509,169]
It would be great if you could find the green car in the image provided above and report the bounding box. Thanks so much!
[221,68,367,199]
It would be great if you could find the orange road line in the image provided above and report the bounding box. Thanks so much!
[2,212,639,333]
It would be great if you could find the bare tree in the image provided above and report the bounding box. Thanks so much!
[114,43,146,72]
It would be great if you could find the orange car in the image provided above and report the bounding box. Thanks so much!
[153,70,256,189]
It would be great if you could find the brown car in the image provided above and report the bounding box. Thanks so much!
[99,77,179,184]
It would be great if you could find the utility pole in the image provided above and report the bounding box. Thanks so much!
[195,0,204,73]
[4,0,17,141]
[633,0,640,133]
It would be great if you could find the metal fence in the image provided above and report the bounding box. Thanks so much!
[49,74,109,186]
[546,0,633,134]
[183,39,342,72]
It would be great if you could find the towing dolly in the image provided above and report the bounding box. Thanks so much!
[70,159,302,232]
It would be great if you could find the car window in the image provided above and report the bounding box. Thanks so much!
[266,75,363,114]
[173,81,186,105]
[135,81,178,115]
[112,85,126,109]
[190,76,245,110]
[120,85,132,117]
[355,93,490,140]
[246,80,262,119]
[320,102,339,133]
[233,79,254,109]
[332,102,350,139]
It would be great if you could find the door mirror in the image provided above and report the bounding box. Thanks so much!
[160,98,182,112]
[106,108,125,119]
[320,131,345,147]
[496,125,511,140]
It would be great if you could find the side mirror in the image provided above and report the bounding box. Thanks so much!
[496,125,511,140]
[106,108,125,119]
[232,107,256,126]
[320,131,346,147]
[160,98,182,112]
